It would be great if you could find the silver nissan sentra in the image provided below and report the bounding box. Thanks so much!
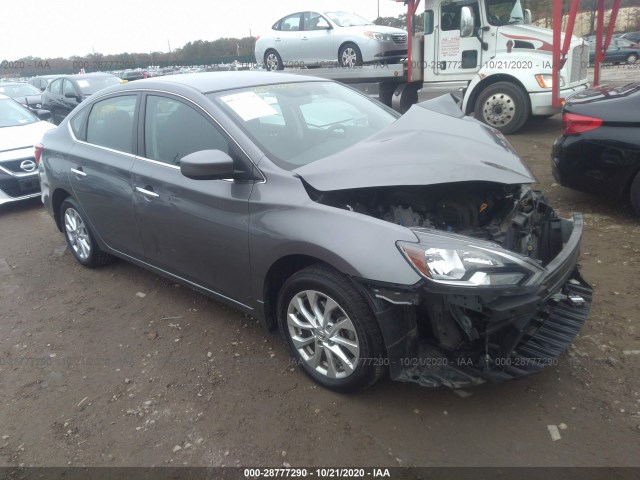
[39,72,591,392]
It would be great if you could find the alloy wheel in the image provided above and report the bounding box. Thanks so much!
[341,48,358,68]
[64,207,91,261]
[286,290,360,379]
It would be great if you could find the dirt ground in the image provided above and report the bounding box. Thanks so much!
[1,69,639,469]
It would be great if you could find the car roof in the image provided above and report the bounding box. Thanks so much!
[0,82,32,87]
[47,72,118,81]
[111,71,325,95]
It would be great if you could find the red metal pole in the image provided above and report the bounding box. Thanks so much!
[594,0,605,86]
[604,0,622,51]
[552,0,562,108]
[560,0,580,69]
[405,0,421,82]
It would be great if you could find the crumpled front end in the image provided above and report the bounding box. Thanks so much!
[350,189,592,388]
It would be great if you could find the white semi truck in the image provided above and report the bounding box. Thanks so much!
[291,0,590,134]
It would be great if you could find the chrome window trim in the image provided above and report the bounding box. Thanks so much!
[66,88,266,183]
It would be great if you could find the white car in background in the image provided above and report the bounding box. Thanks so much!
[0,95,55,205]
[255,11,408,70]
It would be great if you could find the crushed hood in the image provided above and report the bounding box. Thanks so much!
[294,95,536,192]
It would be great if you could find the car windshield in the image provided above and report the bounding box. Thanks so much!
[0,84,42,98]
[0,98,38,127]
[325,11,374,27]
[209,81,398,170]
[485,0,525,26]
[75,76,121,95]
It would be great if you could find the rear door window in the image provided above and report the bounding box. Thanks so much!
[86,95,137,154]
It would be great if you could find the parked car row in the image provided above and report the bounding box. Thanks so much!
[586,36,640,65]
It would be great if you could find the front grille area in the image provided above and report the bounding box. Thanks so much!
[0,156,37,174]
[491,276,593,381]
[392,34,407,45]
[570,45,589,84]
[0,172,40,198]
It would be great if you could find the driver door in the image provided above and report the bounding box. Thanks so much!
[301,12,334,64]
[431,1,483,81]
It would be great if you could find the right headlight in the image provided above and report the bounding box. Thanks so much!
[397,232,545,288]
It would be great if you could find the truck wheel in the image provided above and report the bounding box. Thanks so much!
[339,43,363,68]
[630,171,640,217]
[264,50,284,71]
[474,82,530,134]
[277,264,386,392]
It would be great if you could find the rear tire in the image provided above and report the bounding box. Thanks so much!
[339,43,363,68]
[277,264,386,392]
[630,171,640,217]
[264,50,284,71]
[474,82,530,134]
[626,53,638,64]
[60,197,113,268]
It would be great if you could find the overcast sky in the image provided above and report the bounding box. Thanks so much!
[2,1,408,59]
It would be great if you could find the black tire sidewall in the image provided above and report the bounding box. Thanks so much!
[60,198,100,267]
[264,50,284,71]
[339,43,363,67]
[630,172,640,216]
[277,266,384,392]
[475,82,530,134]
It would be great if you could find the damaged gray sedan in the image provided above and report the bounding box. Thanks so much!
[39,72,592,392]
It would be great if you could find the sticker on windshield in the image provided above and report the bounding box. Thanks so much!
[220,91,278,121]
[76,80,90,88]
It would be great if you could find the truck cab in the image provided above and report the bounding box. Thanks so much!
[420,0,589,133]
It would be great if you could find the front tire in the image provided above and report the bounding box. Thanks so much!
[60,197,113,268]
[277,265,386,392]
[339,43,363,68]
[264,50,284,71]
[474,82,530,134]
[626,53,638,64]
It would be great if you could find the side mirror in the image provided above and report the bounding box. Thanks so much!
[524,9,532,25]
[64,91,77,98]
[180,149,235,180]
[460,7,475,38]
[36,109,51,121]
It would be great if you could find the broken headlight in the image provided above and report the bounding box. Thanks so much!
[397,232,545,288]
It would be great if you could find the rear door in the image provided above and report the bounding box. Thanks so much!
[131,93,254,304]
[67,94,143,256]
[276,13,303,63]
[45,79,64,123]
[62,79,81,120]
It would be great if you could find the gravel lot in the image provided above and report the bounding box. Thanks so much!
[0,68,639,469]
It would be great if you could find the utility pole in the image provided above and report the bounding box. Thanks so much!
[378,0,380,19]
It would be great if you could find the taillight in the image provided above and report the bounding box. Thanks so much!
[255,35,260,42]
[34,143,43,164]
[562,112,603,135]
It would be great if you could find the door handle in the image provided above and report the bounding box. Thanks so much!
[135,186,159,198]
[302,37,308,41]
[275,37,281,42]
[70,167,86,177]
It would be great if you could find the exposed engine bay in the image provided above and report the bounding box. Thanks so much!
[310,181,562,267]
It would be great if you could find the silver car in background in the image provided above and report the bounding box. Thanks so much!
[255,11,408,70]
[0,95,55,205]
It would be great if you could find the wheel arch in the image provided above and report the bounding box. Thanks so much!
[51,188,72,232]
[262,254,337,331]
[464,74,531,116]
